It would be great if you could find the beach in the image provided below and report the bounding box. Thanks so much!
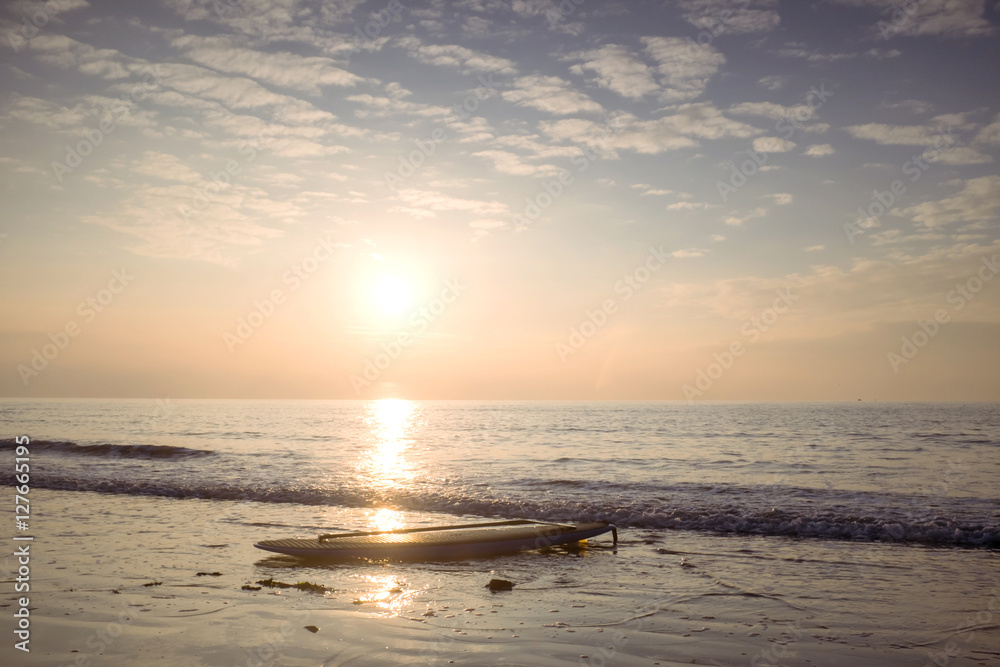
[4,400,1000,666]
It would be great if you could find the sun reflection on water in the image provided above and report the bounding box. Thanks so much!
[352,573,423,616]
[370,507,403,532]
[359,399,418,489]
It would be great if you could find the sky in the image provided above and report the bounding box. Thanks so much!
[1,0,999,401]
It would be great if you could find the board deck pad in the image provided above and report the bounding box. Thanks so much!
[254,520,616,560]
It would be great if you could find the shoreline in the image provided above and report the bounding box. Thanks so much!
[8,489,998,666]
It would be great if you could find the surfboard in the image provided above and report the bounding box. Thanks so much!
[253,519,617,560]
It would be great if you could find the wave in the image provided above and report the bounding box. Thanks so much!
[22,474,999,548]
[0,438,215,459]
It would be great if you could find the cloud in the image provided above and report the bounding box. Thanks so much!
[774,45,901,62]
[27,34,138,79]
[753,137,795,152]
[765,193,793,205]
[805,245,824,252]
[928,146,993,165]
[547,103,761,155]
[345,89,451,119]
[131,151,202,183]
[804,144,835,157]
[565,44,659,100]
[672,248,708,258]
[757,75,788,91]
[724,206,767,226]
[540,103,759,156]
[80,181,290,265]
[4,95,92,130]
[830,0,994,39]
[471,150,561,176]
[844,122,954,146]
[172,37,363,95]
[395,35,517,74]
[730,101,816,121]
[676,0,780,34]
[901,176,1000,227]
[502,75,603,115]
[667,202,716,211]
[632,184,673,196]
[162,0,366,55]
[975,113,1000,146]
[394,188,509,217]
[659,242,1000,329]
[880,99,934,115]
[641,36,725,102]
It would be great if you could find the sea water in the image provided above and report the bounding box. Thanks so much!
[3,399,999,665]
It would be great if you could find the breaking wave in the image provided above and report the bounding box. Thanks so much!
[23,473,999,548]
[1,438,215,459]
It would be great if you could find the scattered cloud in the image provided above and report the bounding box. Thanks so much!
[928,146,993,165]
[804,143,835,157]
[757,75,788,91]
[393,188,509,217]
[900,175,1000,227]
[672,248,709,258]
[631,184,673,196]
[396,35,518,74]
[676,0,781,34]
[471,149,560,176]
[729,101,816,122]
[844,122,952,145]
[565,44,659,100]
[541,103,759,156]
[975,113,1000,146]
[830,0,995,39]
[173,37,363,95]
[502,75,603,115]
[641,36,725,102]
[668,201,717,211]
[880,99,934,115]
[753,137,796,152]
[724,206,768,226]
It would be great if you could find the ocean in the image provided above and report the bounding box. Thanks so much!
[3,399,999,666]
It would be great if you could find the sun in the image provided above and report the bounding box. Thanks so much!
[372,274,413,316]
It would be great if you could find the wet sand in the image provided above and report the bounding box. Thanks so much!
[8,489,999,666]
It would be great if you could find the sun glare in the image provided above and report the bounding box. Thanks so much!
[373,274,413,316]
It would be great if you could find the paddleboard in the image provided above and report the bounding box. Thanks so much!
[253,519,617,560]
